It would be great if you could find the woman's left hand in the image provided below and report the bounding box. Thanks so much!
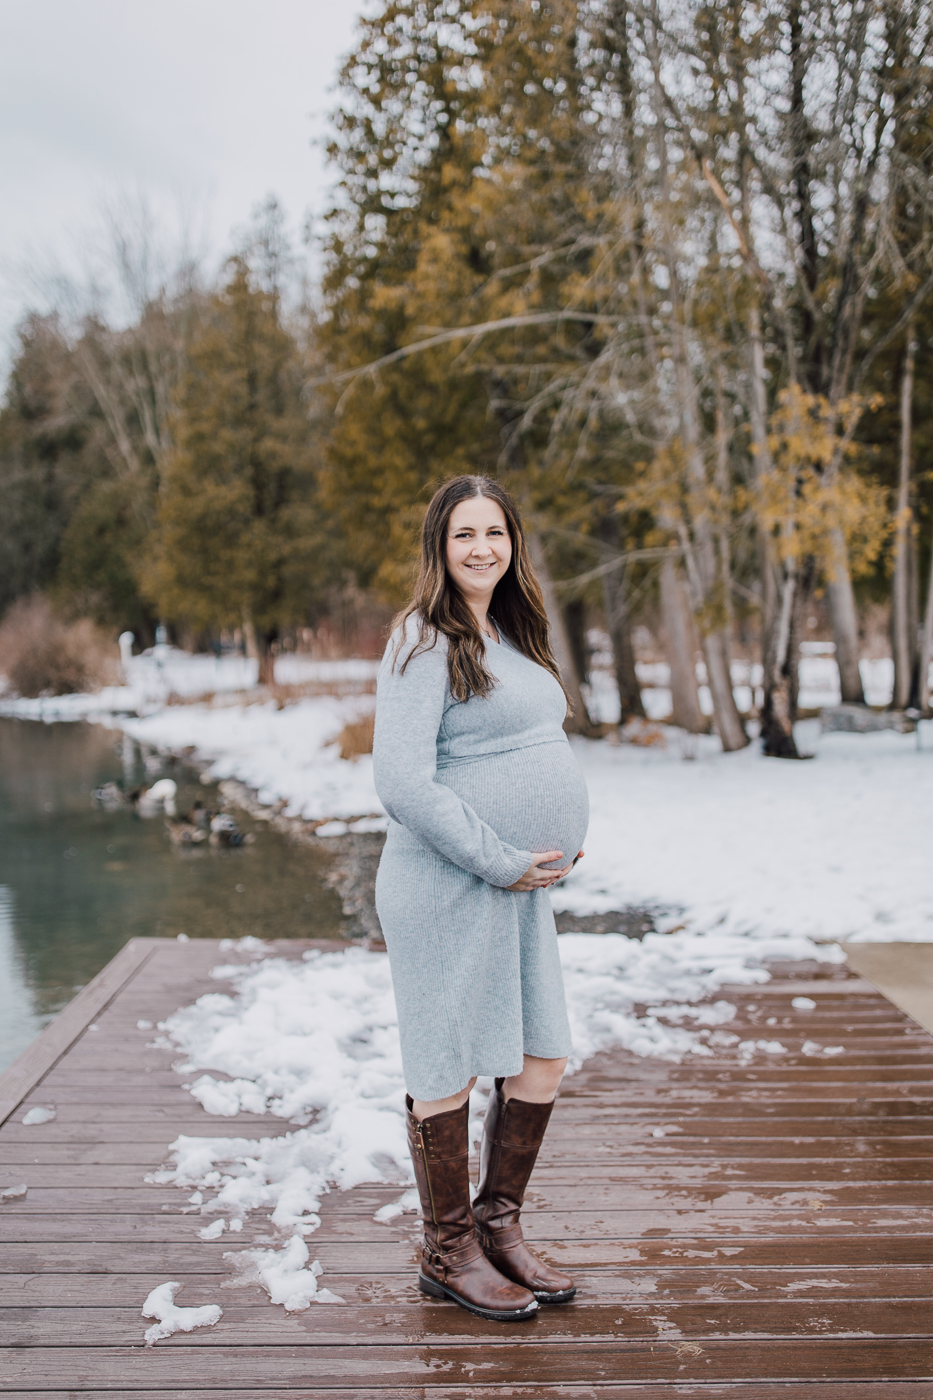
[551,850,584,882]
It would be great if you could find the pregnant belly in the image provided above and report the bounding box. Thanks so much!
[437,741,589,871]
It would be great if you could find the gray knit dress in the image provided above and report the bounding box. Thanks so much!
[373,617,589,1101]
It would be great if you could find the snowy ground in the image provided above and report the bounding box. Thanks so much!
[587,648,901,722]
[0,647,378,722]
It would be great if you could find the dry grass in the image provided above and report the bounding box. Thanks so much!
[0,597,120,698]
[620,717,669,747]
[335,713,375,760]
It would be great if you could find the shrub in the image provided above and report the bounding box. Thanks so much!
[336,713,375,761]
[0,597,120,697]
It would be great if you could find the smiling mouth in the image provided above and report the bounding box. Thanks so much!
[465,562,497,571]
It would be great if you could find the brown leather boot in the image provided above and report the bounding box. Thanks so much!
[473,1079,576,1304]
[406,1095,538,1322]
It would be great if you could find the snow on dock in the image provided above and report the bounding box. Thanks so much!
[2,935,933,1394]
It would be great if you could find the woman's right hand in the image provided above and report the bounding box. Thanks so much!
[507,851,568,892]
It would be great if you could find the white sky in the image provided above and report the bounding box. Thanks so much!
[0,0,363,359]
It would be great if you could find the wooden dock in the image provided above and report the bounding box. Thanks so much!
[2,935,933,1397]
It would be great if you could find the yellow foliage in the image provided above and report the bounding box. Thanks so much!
[753,385,890,579]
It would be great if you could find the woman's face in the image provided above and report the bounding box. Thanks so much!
[445,495,512,607]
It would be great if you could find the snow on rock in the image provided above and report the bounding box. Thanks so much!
[141,1281,222,1345]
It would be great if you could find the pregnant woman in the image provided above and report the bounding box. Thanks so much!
[373,475,589,1323]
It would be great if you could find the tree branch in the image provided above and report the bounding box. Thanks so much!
[309,311,620,389]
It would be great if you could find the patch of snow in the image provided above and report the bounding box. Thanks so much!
[22,1106,56,1125]
[737,1039,787,1060]
[791,997,817,1010]
[0,1181,27,1202]
[374,1186,420,1222]
[141,1281,222,1345]
[198,1217,226,1240]
[225,1236,344,1310]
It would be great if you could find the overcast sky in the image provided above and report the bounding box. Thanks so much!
[0,0,363,359]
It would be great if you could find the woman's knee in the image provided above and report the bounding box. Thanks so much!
[534,1055,567,1093]
[411,1076,476,1122]
[504,1054,566,1101]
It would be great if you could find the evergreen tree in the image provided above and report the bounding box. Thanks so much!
[145,259,317,682]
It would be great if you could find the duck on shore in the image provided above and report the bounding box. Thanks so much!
[92,782,135,810]
[166,816,208,846]
[209,812,254,847]
[137,779,177,817]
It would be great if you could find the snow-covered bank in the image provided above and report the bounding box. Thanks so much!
[121,694,381,825]
[120,702,933,946]
[2,647,929,942]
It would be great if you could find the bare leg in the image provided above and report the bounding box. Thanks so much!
[502,1054,567,1104]
[411,1076,477,1123]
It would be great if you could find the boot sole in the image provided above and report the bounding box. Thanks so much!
[534,1285,577,1304]
[418,1273,538,1321]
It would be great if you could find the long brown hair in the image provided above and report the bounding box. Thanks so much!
[393,475,565,704]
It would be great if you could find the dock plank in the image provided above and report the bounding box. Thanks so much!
[2,940,932,1395]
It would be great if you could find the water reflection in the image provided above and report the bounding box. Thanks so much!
[0,717,346,1070]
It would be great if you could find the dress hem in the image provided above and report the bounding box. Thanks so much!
[402,1039,573,1101]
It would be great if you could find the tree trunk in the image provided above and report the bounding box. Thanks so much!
[714,366,735,640]
[746,305,800,757]
[662,268,747,750]
[825,532,865,703]
[701,629,747,751]
[242,614,259,662]
[918,525,933,715]
[602,573,645,724]
[256,628,278,687]
[257,645,276,688]
[562,598,590,690]
[527,533,597,735]
[891,322,916,710]
[598,514,646,723]
[676,455,748,751]
[659,551,704,733]
[760,563,800,757]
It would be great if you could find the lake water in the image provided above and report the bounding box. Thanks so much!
[0,717,347,1072]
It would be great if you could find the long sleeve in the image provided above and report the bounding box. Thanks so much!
[373,633,532,888]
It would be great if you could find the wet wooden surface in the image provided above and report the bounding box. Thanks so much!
[1,937,932,1397]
